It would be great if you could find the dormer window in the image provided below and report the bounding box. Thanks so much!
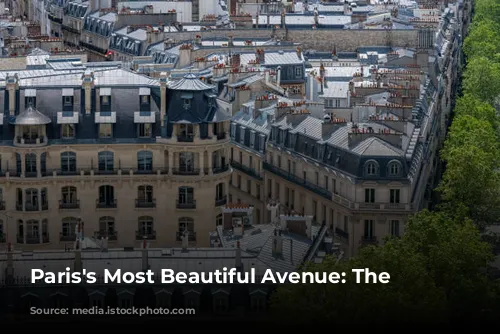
[26,97,36,107]
[141,95,149,104]
[184,99,191,107]
[102,95,110,105]
[63,96,72,106]
[139,87,151,105]
[364,160,379,176]
[388,160,401,176]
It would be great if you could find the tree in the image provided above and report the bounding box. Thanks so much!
[454,94,499,131]
[270,212,497,326]
[463,20,500,60]
[462,57,500,104]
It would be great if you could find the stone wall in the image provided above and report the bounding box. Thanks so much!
[163,28,419,51]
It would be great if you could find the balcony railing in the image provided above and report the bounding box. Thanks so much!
[263,162,332,200]
[94,168,120,175]
[18,233,50,244]
[60,232,76,242]
[61,24,79,34]
[176,231,197,242]
[213,164,230,174]
[96,199,117,209]
[94,230,118,241]
[176,200,196,209]
[48,13,63,24]
[172,168,200,176]
[135,230,156,240]
[231,160,263,180]
[215,196,227,207]
[177,135,194,142]
[335,227,349,240]
[59,200,80,210]
[135,199,156,208]
[79,41,108,55]
[360,236,378,245]
[25,203,39,212]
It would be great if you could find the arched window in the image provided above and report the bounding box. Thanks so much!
[25,153,37,175]
[177,217,195,241]
[98,216,115,239]
[97,185,115,208]
[178,186,194,206]
[25,188,39,211]
[137,150,153,172]
[98,151,114,172]
[388,160,401,176]
[137,185,154,206]
[61,186,78,207]
[60,151,77,173]
[61,217,78,239]
[137,216,155,239]
[364,160,379,176]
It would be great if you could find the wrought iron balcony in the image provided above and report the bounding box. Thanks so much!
[213,164,230,174]
[60,232,76,242]
[48,13,63,24]
[96,199,117,209]
[59,200,80,210]
[61,24,79,34]
[176,200,196,209]
[94,168,119,175]
[176,231,196,242]
[215,196,227,207]
[20,233,50,244]
[230,160,263,180]
[135,230,156,240]
[172,168,200,176]
[94,230,118,241]
[79,41,108,55]
[135,199,156,208]
[263,162,332,200]
[177,135,194,142]
[25,203,39,212]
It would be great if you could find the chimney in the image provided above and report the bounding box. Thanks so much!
[81,71,94,115]
[277,66,282,86]
[228,34,234,47]
[235,240,242,269]
[332,45,338,61]
[272,229,283,257]
[314,9,319,25]
[146,26,153,43]
[296,47,302,59]
[6,73,18,116]
[159,72,168,124]
[5,242,14,279]
[141,238,149,271]
[195,34,202,45]
[181,230,189,252]
[256,48,265,64]
[309,72,315,100]
[74,240,83,272]
[178,44,193,68]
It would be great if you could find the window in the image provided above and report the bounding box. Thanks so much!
[239,152,243,163]
[101,95,110,105]
[237,175,241,188]
[61,124,75,139]
[178,217,194,233]
[179,152,194,171]
[247,179,251,194]
[137,151,153,171]
[141,95,149,104]
[25,188,39,211]
[61,186,77,204]
[216,214,223,226]
[98,151,114,171]
[138,185,153,203]
[138,123,152,138]
[295,67,302,77]
[250,131,255,148]
[61,217,78,237]
[98,216,115,235]
[324,176,329,191]
[63,96,72,106]
[256,184,261,200]
[388,161,401,176]
[390,220,400,237]
[249,156,253,169]
[138,216,154,236]
[26,96,35,107]
[99,124,112,138]
[183,99,191,107]
[390,189,400,204]
[25,153,37,175]
[365,161,378,176]
[364,188,375,203]
[364,220,374,238]
[0,220,3,240]
[240,127,245,143]
[178,187,194,204]
[98,185,115,206]
[216,183,224,200]
[60,152,76,173]
[315,171,319,185]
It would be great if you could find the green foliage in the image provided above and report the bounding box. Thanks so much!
[462,57,500,103]
[463,20,500,60]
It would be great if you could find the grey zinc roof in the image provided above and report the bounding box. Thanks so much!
[320,81,350,98]
[239,51,304,66]
[232,110,272,135]
[289,116,324,141]
[168,73,215,91]
[351,137,404,156]
[10,106,52,125]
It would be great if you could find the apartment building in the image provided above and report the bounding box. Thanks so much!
[0,63,231,250]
